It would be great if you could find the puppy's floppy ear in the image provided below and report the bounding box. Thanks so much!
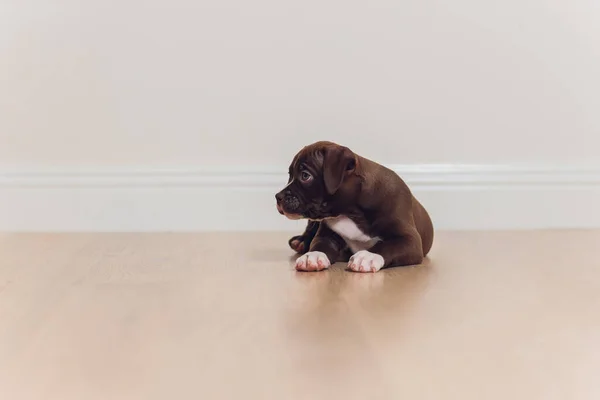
[323,145,356,195]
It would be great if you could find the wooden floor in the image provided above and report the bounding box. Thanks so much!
[1,231,599,400]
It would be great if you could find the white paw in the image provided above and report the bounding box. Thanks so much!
[295,251,331,271]
[348,250,385,273]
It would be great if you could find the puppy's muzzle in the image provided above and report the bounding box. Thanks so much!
[275,190,300,214]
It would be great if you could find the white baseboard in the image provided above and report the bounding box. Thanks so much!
[1,164,600,231]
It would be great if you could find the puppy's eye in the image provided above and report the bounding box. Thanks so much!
[300,171,313,183]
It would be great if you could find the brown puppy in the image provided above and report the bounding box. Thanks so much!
[275,141,434,273]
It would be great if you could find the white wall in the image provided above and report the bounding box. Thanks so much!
[2,0,600,168]
[2,1,600,232]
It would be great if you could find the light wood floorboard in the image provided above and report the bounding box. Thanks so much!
[1,231,599,399]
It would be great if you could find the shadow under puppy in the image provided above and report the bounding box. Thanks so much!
[275,141,434,273]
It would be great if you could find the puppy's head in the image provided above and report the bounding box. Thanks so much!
[275,141,360,220]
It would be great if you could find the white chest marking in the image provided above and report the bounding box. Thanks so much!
[325,216,380,253]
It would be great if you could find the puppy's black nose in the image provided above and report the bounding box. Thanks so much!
[275,192,285,202]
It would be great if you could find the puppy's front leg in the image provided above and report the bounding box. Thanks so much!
[348,230,424,273]
[295,223,346,272]
[288,220,319,254]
